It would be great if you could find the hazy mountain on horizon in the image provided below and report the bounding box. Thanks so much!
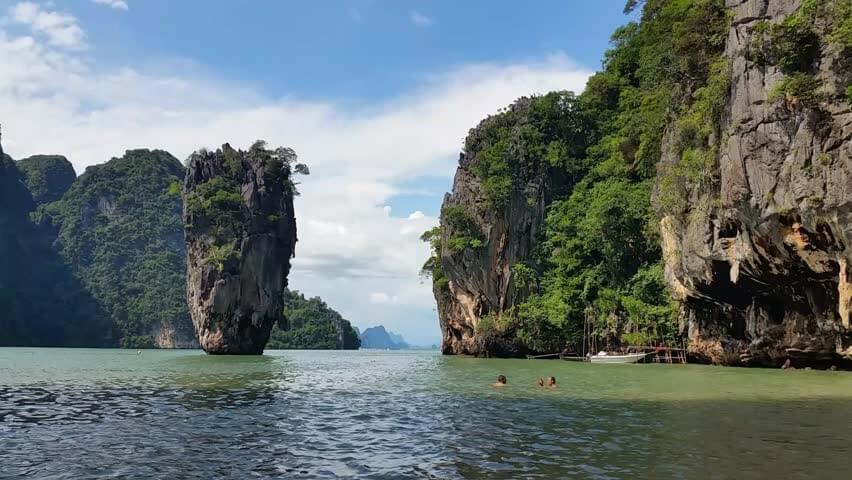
[359,325,409,350]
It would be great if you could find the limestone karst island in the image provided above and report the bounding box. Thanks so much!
[1,0,850,478]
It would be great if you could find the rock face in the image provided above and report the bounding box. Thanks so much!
[436,165,549,356]
[184,142,299,354]
[660,0,852,366]
[436,98,558,356]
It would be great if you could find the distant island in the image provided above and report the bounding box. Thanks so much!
[359,326,409,350]
[267,290,360,350]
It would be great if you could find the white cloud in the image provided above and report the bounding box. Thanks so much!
[0,16,593,345]
[409,11,432,27]
[92,0,129,11]
[9,2,86,49]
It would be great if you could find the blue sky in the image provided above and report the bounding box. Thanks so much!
[75,1,628,99]
[0,0,632,345]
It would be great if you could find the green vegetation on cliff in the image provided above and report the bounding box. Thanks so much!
[184,141,308,271]
[15,155,76,206]
[427,0,733,352]
[752,0,852,108]
[267,290,361,350]
[529,0,731,350]
[464,91,594,210]
[1,147,110,346]
[42,150,193,348]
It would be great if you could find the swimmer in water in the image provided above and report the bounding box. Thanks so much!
[493,375,507,387]
[537,376,556,388]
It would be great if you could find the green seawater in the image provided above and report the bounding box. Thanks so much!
[1,348,851,478]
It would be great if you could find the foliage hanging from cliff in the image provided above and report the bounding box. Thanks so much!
[267,290,361,350]
[185,141,308,264]
[41,150,193,348]
[419,226,449,290]
[441,205,485,252]
[750,0,852,109]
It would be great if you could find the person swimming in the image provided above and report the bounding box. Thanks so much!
[538,376,557,388]
[493,375,507,387]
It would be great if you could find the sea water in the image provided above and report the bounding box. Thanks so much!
[2,348,851,478]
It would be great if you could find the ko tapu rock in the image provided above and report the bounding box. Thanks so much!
[183,141,306,354]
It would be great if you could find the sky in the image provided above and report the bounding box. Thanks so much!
[0,0,632,346]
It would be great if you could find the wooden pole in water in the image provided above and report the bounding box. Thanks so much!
[585,306,597,356]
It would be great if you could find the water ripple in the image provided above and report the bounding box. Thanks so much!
[2,349,852,478]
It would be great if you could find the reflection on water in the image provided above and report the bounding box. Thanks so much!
[1,349,852,479]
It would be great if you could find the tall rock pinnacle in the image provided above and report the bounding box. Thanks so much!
[183,141,305,354]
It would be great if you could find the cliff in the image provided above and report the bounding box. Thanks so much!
[428,94,592,357]
[429,0,850,366]
[658,0,852,367]
[184,142,303,354]
[43,149,195,348]
[0,145,33,223]
[15,155,76,206]
[0,140,110,346]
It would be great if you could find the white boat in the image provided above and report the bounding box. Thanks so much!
[589,352,650,364]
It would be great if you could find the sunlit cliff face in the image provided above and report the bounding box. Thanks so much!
[660,0,852,367]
